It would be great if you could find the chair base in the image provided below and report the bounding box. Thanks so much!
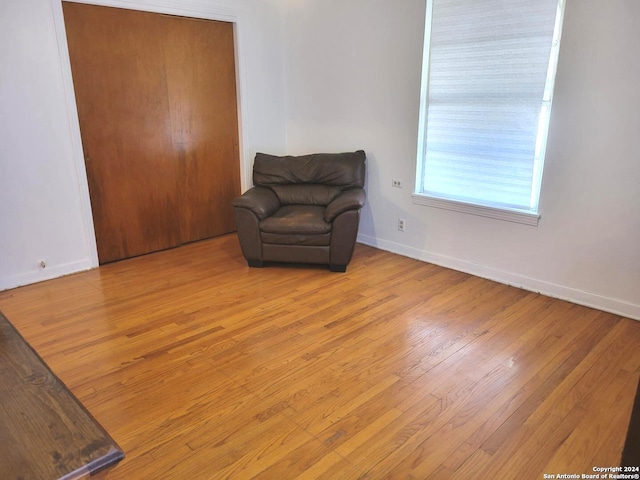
[329,264,347,273]
[247,259,347,272]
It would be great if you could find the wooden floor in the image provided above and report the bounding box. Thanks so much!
[0,234,638,479]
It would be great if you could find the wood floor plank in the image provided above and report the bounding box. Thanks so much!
[477,310,618,457]
[0,234,638,479]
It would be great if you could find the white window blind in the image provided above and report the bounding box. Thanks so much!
[416,0,564,218]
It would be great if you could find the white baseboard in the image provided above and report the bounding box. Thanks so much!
[357,233,640,322]
[4,238,638,322]
[0,259,94,292]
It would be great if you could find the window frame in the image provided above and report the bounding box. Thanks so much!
[413,0,566,226]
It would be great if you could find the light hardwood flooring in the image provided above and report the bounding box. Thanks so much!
[0,234,638,479]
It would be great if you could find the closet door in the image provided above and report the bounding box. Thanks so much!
[63,3,181,263]
[63,3,241,263]
[163,16,241,244]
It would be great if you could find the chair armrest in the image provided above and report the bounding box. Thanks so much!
[232,187,280,220]
[324,188,366,222]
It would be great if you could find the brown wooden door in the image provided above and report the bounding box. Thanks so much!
[162,16,241,244]
[63,3,240,263]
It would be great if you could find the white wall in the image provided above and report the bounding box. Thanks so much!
[0,0,96,289]
[0,0,286,290]
[3,0,639,321]
[282,0,640,320]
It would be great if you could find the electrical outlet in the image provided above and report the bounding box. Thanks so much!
[398,218,406,232]
[392,178,403,188]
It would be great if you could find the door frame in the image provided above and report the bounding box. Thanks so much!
[50,0,250,267]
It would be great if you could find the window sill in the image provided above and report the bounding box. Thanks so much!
[412,193,540,226]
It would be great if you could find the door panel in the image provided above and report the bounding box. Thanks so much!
[162,16,241,244]
[63,3,241,263]
[63,3,181,263]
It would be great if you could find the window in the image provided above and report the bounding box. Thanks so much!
[414,0,565,225]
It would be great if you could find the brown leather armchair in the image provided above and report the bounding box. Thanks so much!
[232,150,366,272]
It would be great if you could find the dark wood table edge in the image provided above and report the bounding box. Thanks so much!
[1,310,125,479]
[60,447,125,479]
[621,376,640,467]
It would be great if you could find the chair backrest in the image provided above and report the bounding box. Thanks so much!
[252,151,366,206]
[253,151,366,188]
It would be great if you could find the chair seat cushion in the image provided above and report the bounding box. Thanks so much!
[271,184,342,206]
[260,205,331,235]
[261,232,331,246]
